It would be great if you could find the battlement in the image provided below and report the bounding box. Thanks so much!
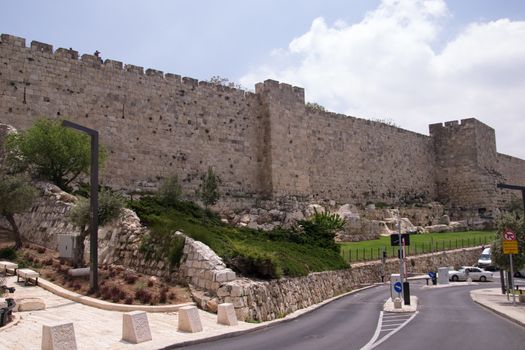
[429,118,492,135]
[0,33,255,99]
[255,79,305,103]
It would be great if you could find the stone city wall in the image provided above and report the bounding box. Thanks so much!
[306,109,437,205]
[2,33,525,216]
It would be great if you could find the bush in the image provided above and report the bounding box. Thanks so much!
[157,175,182,207]
[0,247,17,260]
[199,166,220,208]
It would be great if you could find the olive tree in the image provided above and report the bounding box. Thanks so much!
[68,189,124,266]
[5,119,105,191]
[0,173,37,249]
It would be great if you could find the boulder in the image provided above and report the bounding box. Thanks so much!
[304,204,325,218]
[16,298,46,311]
[438,215,451,225]
[424,224,451,233]
[336,204,360,220]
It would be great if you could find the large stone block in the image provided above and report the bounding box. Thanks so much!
[16,298,46,311]
[122,311,152,344]
[41,322,77,350]
[178,306,203,333]
[217,303,238,326]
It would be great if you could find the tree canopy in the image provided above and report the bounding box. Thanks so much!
[5,118,105,191]
[0,173,37,248]
[491,213,525,270]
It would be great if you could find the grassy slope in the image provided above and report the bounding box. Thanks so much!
[130,198,348,279]
[339,231,497,261]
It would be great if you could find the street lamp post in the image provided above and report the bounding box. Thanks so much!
[62,120,99,291]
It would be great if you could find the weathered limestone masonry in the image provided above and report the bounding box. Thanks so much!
[0,182,77,250]
[429,119,525,219]
[179,235,237,292]
[216,247,481,322]
[1,33,525,216]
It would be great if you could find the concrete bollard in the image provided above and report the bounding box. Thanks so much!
[41,322,77,350]
[122,311,152,344]
[438,267,449,285]
[178,306,203,333]
[217,303,238,326]
[393,298,403,309]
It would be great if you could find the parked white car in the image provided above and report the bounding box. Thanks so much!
[448,266,493,282]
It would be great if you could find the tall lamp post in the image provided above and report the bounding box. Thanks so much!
[62,120,99,291]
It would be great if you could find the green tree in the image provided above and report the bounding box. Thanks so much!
[157,175,182,207]
[68,189,124,266]
[5,119,105,191]
[0,173,37,249]
[491,213,525,270]
[199,167,220,209]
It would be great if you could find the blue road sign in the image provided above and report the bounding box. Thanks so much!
[394,281,402,293]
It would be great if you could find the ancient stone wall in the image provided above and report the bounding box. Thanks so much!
[306,109,437,205]
[0,34,268,203]
[2,33,525,214]
[430,119,501,219]
[495,153,525,207]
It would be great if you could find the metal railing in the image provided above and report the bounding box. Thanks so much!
[342,235,495,263]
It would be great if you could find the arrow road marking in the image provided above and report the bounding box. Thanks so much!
[360,311,418,350]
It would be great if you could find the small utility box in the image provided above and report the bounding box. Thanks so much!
[438,267,449,285]
[58,234,80,261]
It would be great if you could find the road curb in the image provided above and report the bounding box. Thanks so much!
[36,278,195,312]
[471,297,525,329]
[161,284,379,349]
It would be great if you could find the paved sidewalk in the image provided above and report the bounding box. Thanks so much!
[0,276,259,350]
[471,288,525,328]
[0,275,376,349]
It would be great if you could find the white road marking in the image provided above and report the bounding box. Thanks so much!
[360,311,418,350]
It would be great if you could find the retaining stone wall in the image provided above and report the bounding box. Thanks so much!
[215,247,481,322]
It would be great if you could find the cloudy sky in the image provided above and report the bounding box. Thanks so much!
[2,0,525,158]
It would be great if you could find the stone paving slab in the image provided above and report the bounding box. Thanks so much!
[0,276,258,350]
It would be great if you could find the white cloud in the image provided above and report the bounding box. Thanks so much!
[240,0,525,159]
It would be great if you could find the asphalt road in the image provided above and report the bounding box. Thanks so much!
[176,279,525,350]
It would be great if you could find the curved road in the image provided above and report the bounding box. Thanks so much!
[174,280,525,350]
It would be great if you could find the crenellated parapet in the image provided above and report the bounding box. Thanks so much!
[0,33,254,98]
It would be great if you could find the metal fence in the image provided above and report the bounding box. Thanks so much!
[341,235,495,263]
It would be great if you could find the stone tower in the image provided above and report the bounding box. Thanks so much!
[430,118,501,219]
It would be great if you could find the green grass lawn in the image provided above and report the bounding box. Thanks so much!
[339,231,498,262]
[129,197,348,279]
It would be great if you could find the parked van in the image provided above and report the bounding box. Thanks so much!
[477,248,494,270]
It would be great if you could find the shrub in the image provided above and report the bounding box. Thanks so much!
[157,175,182,207]
[199,166,220,209]
[123,271,138,284]
[37,247,46,254]
[0,247,17,260]
[124,296,133,305]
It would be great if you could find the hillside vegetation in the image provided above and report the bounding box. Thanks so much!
[129,197,348,279]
